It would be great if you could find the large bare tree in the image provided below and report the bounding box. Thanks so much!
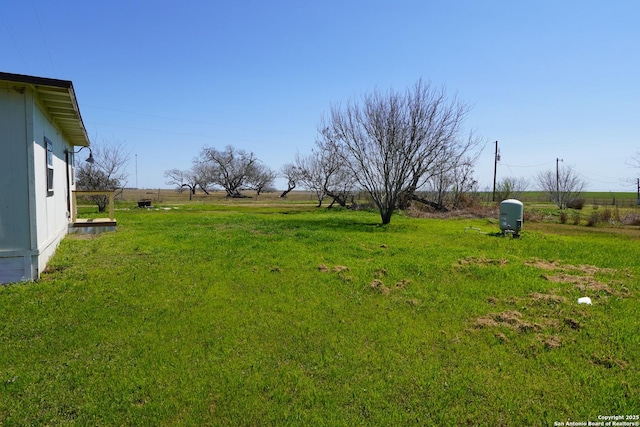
[536,164,586,209]
[317,79,480,224]
[198,145,274,197]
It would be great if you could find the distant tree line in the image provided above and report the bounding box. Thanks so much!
[164,146,277,200]
[73,79,605,223]
[164,79,484,224]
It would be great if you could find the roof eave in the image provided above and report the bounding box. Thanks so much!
[0,72,91,147]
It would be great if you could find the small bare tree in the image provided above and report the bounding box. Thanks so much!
[76,140,129,211]
[294,149,356,208]
[279,163,299,198]
[294,151,327,206]
[536,164,586,209]
[164,168,198,200]
[248,163,277,196]
[495,176,530,201]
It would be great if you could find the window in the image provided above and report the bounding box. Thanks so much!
[45,137,54,196]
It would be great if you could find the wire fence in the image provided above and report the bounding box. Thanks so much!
[117,188,640,208]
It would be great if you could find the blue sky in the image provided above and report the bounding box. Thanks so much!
[2,1,639,191]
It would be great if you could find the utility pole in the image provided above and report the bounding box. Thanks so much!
[637,178,639,205]
[492,141,499,202]
[135,154,138,189]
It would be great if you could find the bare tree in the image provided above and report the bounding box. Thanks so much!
[627,151,640,170]
[279,163,299,198]
[76,139,129,211]
[414,149,480,210]
[248,163,277,196]
[294,149,356,208]
[495,176,530,201]
[318,79,480,224]
[198,145,274,198]
[164,168,198,200]
[536,164,586,209]
[294,151,327,206]
[191,161,212,195]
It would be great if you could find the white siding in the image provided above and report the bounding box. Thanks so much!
[0,85,31,252]
[0,83,76,283]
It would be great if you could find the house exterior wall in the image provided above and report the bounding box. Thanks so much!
[0,84,31,251]
[0,83,75,283]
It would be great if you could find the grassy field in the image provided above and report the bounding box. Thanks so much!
[1,200,639,425]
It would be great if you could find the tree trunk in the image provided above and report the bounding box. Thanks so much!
[380,208,393,225]
[409,194,449,212]
[280,181,296,198]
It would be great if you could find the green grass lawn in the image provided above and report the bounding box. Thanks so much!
[1,204,639,425]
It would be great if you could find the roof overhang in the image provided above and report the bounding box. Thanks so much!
[0,72,90,147]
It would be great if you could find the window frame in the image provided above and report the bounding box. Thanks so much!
[45,137,54,196]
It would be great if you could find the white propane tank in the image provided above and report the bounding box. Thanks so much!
[500,199,523,236]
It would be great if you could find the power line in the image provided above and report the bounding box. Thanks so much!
[32,0,59,75]
[500,161,554,168]
[0,13,31,73]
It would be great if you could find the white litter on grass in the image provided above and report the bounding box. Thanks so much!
[578,297,592,305]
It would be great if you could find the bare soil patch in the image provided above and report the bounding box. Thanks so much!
[457,256,508,267]
[526,258,617,275]
[474,310,539,333]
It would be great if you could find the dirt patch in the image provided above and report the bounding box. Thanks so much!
[541,274,628,297]
[475,316,500,328]
[541,273,598,285]
[525,259,564,270]
[494,332,509,343]
[394,279,410,289]
[526,258,617,275]
[41,264,66,275]
[563,317,582,330]
[374,268,387,278]
[370,280,391,295]
[369,278,411,295]
[591,354,629,370]
[317,263,350,273]
[475,310,539,333]
[457,256,508,267]
[543,335,562,349]
[528,292,567,304]
[575,282,629,297]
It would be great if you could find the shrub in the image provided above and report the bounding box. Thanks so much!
[587,210,601,227]
[586,207,620,226]
[567,198,586,209]
[559,211,568,224]
[571,211,581,225]
[622,214,640,226]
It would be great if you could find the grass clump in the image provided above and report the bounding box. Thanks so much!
[0,204,638,425]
